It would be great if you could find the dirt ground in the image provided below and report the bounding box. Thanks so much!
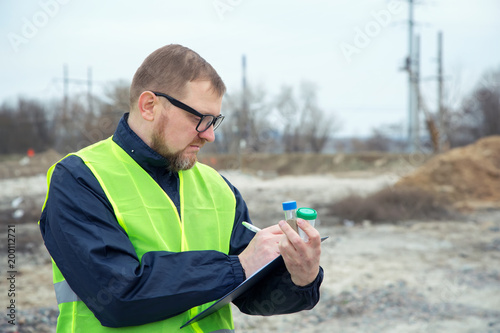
[0,152,499,332]
[224,171,500,333]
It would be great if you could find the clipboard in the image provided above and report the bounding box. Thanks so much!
[181,236,329,329]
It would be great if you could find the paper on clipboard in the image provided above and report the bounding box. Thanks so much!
[181,236,328,329]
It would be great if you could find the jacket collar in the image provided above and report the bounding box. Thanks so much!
[112,113,171,170]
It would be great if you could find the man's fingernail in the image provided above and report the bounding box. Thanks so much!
[279,220,285,227]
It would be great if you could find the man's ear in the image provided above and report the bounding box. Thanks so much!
[137,91,156,121]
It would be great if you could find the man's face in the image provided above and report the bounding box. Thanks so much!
[150,80,223,171]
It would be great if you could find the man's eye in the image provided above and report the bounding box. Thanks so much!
[189,115,201,125]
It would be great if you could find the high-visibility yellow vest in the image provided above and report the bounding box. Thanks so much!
[42,137,237,333]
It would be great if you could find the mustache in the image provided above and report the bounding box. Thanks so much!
[191,139,207,147]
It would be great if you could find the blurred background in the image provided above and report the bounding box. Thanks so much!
[1,1,499,332]
[1,0,499,155]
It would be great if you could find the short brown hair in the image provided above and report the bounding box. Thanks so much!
[129,44,226,108]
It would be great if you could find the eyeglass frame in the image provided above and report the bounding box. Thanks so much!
[151,91,225,133]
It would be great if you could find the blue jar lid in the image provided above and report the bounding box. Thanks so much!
[282,201,297,211]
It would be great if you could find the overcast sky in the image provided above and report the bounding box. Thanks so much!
[1,0,499,137]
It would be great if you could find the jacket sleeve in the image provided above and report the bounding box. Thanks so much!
[39,155,246,328]
[220,176,324,315]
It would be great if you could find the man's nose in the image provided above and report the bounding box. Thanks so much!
[198,125,215,143]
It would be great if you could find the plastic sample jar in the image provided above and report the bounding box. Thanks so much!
[296,207,317,242]
[282,201,298,233]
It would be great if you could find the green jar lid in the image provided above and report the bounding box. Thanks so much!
[296,207,317,220]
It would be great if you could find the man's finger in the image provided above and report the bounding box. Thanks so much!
[278,220,302,243]
[297,219,320,245]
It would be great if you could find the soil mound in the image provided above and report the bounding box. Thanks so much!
[396,136,500,209]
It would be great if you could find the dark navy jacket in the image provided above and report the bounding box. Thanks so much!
[39,113,323,327]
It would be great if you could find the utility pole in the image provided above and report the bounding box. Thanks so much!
[87,67,93,113]
[242,54,247,93]
[416,34,440,153]
[61,64,94,109]
[407,0,419,152]
[437,31,445,151]
[239,54,247,170]
[56,64,95,152]
[63,63,69,118]
[415,33,420,149]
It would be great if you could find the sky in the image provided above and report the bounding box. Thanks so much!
[1,0,499,137]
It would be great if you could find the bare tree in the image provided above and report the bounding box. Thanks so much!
[0,98,52,154]
[348,123,405,153]
[52,94,96,153]
[94,80,130,139]
[276,85,301,152]
[448,68,500,147]
[299,82,338,152]
[276,81,339,153]
[217,85,277,154]
[0,80,341,157]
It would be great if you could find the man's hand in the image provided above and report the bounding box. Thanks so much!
[238,225,283,278]
[278,218,321,287]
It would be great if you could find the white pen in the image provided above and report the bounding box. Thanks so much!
[243,221,329,242]
[242,221,261,233]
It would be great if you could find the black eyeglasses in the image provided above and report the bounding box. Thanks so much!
[152,91,224,133]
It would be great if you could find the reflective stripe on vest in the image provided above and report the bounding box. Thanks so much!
[54,280,80,304]
[45,137,237,332]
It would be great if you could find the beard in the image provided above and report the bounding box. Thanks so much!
[150,115,203,172]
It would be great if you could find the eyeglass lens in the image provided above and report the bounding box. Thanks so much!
[198,116,223,132]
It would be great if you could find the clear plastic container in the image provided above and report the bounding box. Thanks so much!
[296,207,317,242]
[282,201,298,233]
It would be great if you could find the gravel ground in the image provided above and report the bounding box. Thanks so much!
[1,172,500,333]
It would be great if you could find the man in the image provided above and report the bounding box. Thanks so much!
[39,44,323,332]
